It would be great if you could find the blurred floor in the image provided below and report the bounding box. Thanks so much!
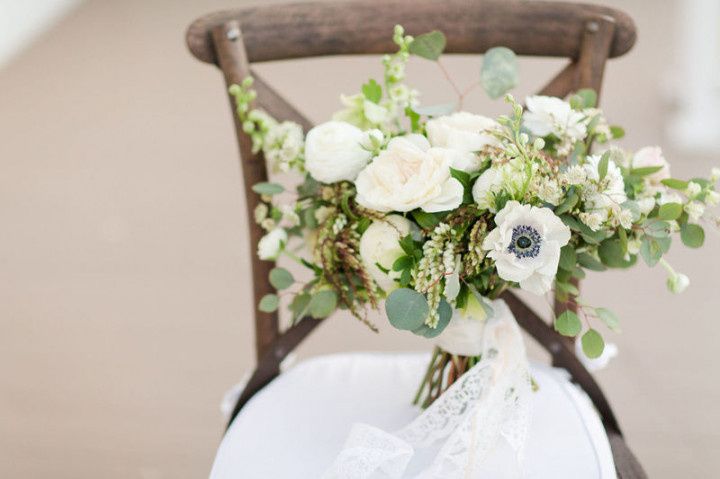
[0,0,718,477]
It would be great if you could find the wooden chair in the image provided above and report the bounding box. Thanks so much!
[186,1,646,477]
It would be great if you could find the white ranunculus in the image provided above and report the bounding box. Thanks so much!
[583,154,627,217]
[355,136,464,213]
[304,121,373,183]
[472,167,503,211]
[426,112,499,172]
[257,228,287,261]
[359,215,412,292]
[483,201,571,295]
[523,95,587,141]
[575,338,618,371]
[632,146,670,185]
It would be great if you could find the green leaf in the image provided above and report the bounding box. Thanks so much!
[598,151,610,181]
[408,30,446,60]
[581,329,605,359]
[405,106,421,133]
[554,191,579,215]
[412,300,452,338]
[632,165,664,177]
[598,239,634,268]
[289,292,311,320]
[361,79,382,103]
[480,47,519,99]
[554,310,582,337]
[412,209,441,229]
[680,223,705,248]
[252,182,284,195]
[572,88,597,109]
[385,288,429,331]
[269,267,294,290]
[609,125,625,139]
[308,290,337,319]
[577,252,607,271]
[595,307,621,333]
[258,294,279,313]
[392,255,414,272]
[640,236,667,267]
[661,178,689,190]
[399,234,417,257]
[556,281,580,296]
[658,202,683,221]
[559,245,577,271]
[413,103,456,117]
[644,219,671,238]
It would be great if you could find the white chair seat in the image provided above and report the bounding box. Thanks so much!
[210,352,616,478]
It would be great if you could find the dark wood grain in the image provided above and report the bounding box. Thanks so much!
[187,0,636,65]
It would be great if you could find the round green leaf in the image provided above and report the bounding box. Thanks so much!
[269,267,294,290]
[559,245,577,271]
[308,290,337,319]
[385,288,429,331]
[681,223,705,248]
[252,182,284,195]
[554,310,581,337]
[581,329,605,359]
[480,47,519,99]
[658,202,683,221]
[412,300,452,338]
[408,30,446,60]
[258,294,279,313]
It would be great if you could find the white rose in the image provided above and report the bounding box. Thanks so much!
[575,338,618,371]
[358,215,412,292]
[523,95,587,141]
[355,136,464,213]
[304,121,372,183]
[472,167,503,211]
[257,228,287,261]
[426,112,499,172]
[632,146,670,185]
[483,201,571,295]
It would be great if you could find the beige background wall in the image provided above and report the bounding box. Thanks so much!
[1,0,718,477]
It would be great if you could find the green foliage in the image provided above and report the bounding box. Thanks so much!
[598,151,610,181]
[412,209,441,229]
[658,202,683,221]
[559,244,577,271]
[308,290,338,319]
[269,267,294,290]
[640,236,671,267]
[554,190,579,215]
[385,288,429,330]
[595,307,621,333]
[411,300,452,338]
[252,182,284,195]
[681,223,705,248]
[570,89,597,109]
[289,292,311,321]
[577,252,607,271]
[644,219,671,238]
[609,125,625,139]
[480,47,519,99]
[258,294,279,313]
[661,178,688,190]
[408,30,446,60]
[581,329,605,358]
[598,239,635,268]
[555,310,582,337]
[361,79,382,103]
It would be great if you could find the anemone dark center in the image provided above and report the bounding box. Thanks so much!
[507,225,542,259]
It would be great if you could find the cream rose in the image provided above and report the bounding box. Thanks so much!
[426,112,499,172]
[354,135,464,213]
[304,121,372,183]
[632,146,670,185]
[358,215,412,292]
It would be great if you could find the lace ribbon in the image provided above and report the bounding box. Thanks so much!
[322,299,532,479]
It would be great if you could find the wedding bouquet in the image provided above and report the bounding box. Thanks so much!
[230,26,718,407]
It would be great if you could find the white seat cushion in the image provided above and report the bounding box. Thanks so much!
[210,352,615,479]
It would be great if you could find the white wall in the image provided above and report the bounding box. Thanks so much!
[0,0,81,68]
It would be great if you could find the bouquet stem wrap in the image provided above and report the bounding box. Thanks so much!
[322,299,532,479]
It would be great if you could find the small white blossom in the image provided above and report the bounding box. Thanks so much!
[636,197,656,215]
[617,209,634,229]
[281,205,300,227]
[667,272,690,294]
[583,154,627,218]
[536,178,563,205]
[257,228,287,260]
[685,201,705,221]
[314,206,334,224]
[627,238,642,255]
[632,146,670,185]
[523,95,587,141]
[579,212,603,231]
[686,181,702,198]
[254,203,268,224]
[563,165,587,186]
[706,190,720,206]
[711,167,720,183]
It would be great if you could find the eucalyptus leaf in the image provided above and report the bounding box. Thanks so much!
[289,292,311,320]
[559,244,577,271]
[681,223,705,248]
[258,294,279,313]
[577,252,607,271]
[252,182,284,195]
[412,300,452,338]
[598,239,634,268]
[658,202,683,221]
[308,290,337,319]
[554,310,581,337]
[385,288,429,331]
[480,47,519,99]
[408,30,446,60]
[269,267,294,290]
[581,329,605,359]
